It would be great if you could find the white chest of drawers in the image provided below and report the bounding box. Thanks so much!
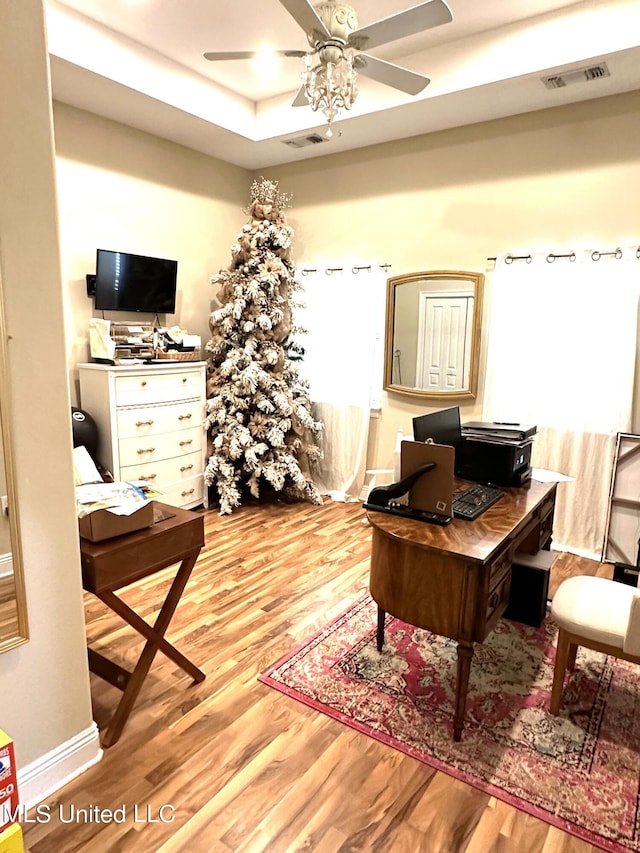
[78,362,207,509]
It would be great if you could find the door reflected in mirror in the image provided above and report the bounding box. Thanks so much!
[384,270,484,400]
[0,267,28,653]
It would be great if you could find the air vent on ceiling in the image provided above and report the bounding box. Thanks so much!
[542,63,610,90]
[282,133,327,149]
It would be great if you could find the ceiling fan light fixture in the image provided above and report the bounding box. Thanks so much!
[301,50,358,137]
[204,0,454,138]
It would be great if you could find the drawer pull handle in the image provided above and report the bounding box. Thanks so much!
[178,414,192,421]
[136,420,154,427]
[140,474,157,481]
[141,380,147,387]
[179,439,193,447]
[181,488,195,497]
[180,464,194,472]
[182,377,188,383]
[137,447,156,455]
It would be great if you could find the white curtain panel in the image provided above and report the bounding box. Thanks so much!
[297,262,385,501]
[483,250,640,558]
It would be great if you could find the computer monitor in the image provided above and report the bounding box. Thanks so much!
[412,407,463,450]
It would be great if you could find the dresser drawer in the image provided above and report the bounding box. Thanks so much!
[116,400,203,439]
[161,475,204,508]
[119,425,202,467]
[120,450,202,486]
[115,370,202,406]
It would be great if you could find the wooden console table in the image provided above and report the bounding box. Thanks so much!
[80,502,205,747]
[368,479,556,741]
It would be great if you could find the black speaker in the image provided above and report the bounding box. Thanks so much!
[71,407,100,460]
[613,563,639,586]
[86,274,96,296]
[504,550,553,628]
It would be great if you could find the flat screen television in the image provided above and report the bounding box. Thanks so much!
[94,249,177,313]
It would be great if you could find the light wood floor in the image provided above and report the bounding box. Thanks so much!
[22,499,612,853]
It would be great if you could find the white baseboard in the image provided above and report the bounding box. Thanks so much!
[18,723,102,809]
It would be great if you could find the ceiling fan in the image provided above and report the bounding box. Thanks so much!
[204,0,453,135]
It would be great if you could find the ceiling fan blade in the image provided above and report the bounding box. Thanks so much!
[279,0,332,41]
[204,50,306,61]
[291,84,310,107]
[348,0,452,51]
[356,54,430,95]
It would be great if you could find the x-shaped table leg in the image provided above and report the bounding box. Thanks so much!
[89,547,205,748]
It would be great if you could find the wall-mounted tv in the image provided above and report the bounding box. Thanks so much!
[94,249,177,313]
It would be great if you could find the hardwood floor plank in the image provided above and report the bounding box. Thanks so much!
[22,499,607,852]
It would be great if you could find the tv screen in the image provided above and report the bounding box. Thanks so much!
[94,249,177,313]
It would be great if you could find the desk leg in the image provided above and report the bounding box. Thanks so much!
[453,641,474,741]
[376,606,386,652]
[100,549,203,749]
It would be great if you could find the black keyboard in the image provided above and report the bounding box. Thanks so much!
[453,483,504,520]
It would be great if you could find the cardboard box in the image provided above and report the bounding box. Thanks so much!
[0,823,23,853]
[78,501,155,542]
[0,731,18,835]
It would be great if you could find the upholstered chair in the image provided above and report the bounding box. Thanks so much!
[550,575,640,714]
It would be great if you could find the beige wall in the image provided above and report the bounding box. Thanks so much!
[0,0,96,771]
[54,91,640,475]
[258,92,640,471]
[53,103,250,406]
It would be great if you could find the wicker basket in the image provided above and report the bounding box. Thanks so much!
[154,348,202,362]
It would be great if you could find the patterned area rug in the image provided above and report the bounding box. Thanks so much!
[259,595,640,852]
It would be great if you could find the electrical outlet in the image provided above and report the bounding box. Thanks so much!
[1,496,8,516]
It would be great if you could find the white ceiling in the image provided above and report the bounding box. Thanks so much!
[46,0,640,170]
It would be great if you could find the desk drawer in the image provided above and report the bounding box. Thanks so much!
[538,501,554,549]
[119,426,202,467]
[489,544,512,590]
[486,572,511,628]
[115,370,202,406]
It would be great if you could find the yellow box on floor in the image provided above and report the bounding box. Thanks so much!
[0,824,23,853]
[0,730,18,836]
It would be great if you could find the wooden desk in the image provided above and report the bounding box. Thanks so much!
[80,503,205,747]
[367,479,556,741]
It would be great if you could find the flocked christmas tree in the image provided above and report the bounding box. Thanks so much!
[204,177,323,514]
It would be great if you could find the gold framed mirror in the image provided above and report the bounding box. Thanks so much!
[384,270,484,400]
[0,266,28,652]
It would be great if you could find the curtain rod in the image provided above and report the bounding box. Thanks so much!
[300,263,392,276]
[488,246,640,263]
